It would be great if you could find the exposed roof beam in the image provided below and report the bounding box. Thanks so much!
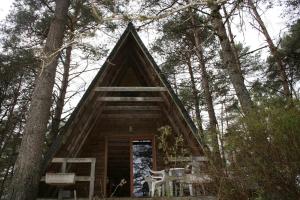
[101,113,161,119]
[103,105,160,111]
[52,158,96,163]
[97,97,163,102]
[94,87,167,92]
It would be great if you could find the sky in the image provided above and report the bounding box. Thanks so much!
[0,0,13,21]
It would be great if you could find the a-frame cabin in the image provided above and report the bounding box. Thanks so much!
[39,23,204,199]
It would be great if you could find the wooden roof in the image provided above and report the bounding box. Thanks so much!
[43,23,203,169]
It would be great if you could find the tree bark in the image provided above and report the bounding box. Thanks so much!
[190,13,222,163]
[208,2,254,114]
[222,5,242,73]
[173,73,179,95]
[48,45,72,146]
[7,0,70,199]
[247,0,291,98]
[48,0,81,147]
[186,55,204,134]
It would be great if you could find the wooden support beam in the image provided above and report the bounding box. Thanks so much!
[52,158,96,163]
[104,137,108,197]
[103,105,160,111]
[66,102,99,153]
[168,156,209,162]
[97,97,163,102]
[72,110,101,157]
[89,159,96,200]
[41,175,91,182]
[94,87,167,92]
[101,113,161,119]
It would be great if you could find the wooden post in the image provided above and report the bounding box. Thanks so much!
[104,137,108,197]
[89,158,96,200]
[61,159,67,172]
[58,160,67,200]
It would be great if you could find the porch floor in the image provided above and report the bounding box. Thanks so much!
[107,197,216,200]
[37,196,216,200]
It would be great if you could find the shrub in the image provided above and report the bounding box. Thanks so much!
[222,99,300,200]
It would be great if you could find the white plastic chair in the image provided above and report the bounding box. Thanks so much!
[144,169,166,197]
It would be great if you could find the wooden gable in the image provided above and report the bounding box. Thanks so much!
[41,23,204,198]
[45,22,203,163]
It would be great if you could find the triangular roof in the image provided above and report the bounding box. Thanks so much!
[43,23,203,168]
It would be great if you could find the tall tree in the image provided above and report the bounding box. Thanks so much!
[265,19,300,99]
[190,10,221,163]
[186,55,204,133]
[247,0,291,98]
[207,1,254,114]
[47,46,71,146]
[7,0,70,199]
[151,14,206,133]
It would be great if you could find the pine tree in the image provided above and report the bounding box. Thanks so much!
[7,1,70,199]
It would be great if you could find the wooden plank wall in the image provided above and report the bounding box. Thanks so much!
[76,136,106,197]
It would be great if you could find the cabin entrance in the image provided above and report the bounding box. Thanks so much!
[106,138,131,197]
[106,137,154,197]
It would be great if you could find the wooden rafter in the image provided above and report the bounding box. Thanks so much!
[103,105,160,111]
[94,86,167,92]
[97,97,163,102]
[101,113,161,119]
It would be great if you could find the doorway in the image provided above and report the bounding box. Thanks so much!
[106,137,154,197]
[131,139,153,197]
[106,138,130,197]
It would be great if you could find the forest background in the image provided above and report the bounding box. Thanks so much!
[0,0,299,199]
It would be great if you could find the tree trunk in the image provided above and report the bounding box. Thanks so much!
[222,5,242,73]
[190,13,222,163]
[48,0,81,147]
[173,73,179,95]
[208,2,254,114]
[186,55,204,134]
[48,45,72,146]
[7,0,70,199]
[247,0,291,98]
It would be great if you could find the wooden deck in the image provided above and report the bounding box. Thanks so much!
[107,197,216,200]
[37,196,216,200]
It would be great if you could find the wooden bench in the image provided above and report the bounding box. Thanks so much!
[40,158,96,200]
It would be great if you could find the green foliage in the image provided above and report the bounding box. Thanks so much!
[265,20,300,97]
[281,20,300,82]
[178,80,198,112]
[221,99,300,199]
[157,125,190,167]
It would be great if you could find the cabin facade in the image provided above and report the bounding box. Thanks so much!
[39,23,204,199]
